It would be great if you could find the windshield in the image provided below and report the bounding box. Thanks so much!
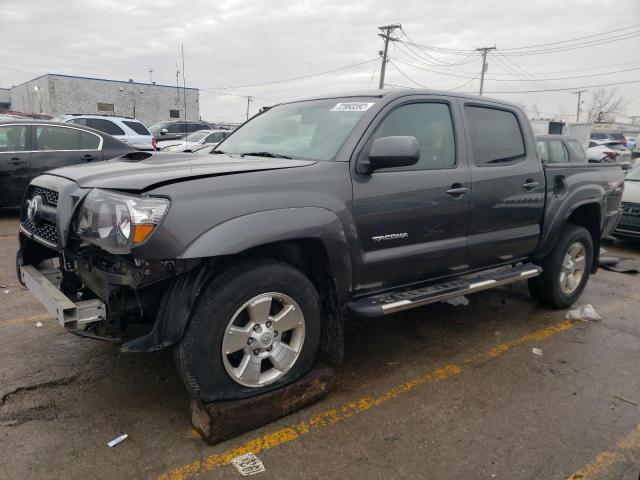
[185,130,211,142]
[149,122,169,135]
[216,98,377,161]
[627,166,640,181]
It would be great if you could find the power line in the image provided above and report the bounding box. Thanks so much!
[460,79,640,94]
[203,58,379,90]
[389,60,428,88]
[500,23,640,51]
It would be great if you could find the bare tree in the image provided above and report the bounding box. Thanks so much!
[585,88,630,122]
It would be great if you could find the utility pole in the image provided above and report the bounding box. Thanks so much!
[627,115,639,126]
[149,68,154,84]
[378,24,401,89]
[572,89,587,122]
[246,96,252,120]
[476,46,496,96]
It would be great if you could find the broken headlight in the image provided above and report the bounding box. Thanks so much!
[77,189,170,254]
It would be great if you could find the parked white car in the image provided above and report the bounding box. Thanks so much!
[56,114,155,151]
[587,140,631,165]
[160,129,231,152]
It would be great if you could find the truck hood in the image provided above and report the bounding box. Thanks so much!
[47,152,316,190]
[622,179,640,204]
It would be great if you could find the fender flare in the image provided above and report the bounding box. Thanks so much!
[178,207,352,301]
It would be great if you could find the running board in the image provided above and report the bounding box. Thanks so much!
[347,263,541,318]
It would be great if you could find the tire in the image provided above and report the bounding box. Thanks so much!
[528,224,593,309]
[175,259,321,402]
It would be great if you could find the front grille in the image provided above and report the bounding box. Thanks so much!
[21,185,59,247]
[27,185,59,208]
[620,202,640,217]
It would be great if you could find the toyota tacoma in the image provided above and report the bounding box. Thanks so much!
[17,89,623,401]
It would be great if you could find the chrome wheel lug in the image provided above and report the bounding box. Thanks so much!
[273,331,278,337]
[267,346,273,352]
[247,338,254,346]
[253,349,260,355]
[266,321,272,328]
[253,324,261,333]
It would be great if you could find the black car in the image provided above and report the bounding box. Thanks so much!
[0,120,134,209]
[148,120,215,142]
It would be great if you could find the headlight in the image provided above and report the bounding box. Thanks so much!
[77,189,170,254]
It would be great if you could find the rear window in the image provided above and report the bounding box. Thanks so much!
[123,121,150,135]
[609,133,626,140]
[465,105,525,166]
[566,139,587,162]
[591,133,607,140]
[87,119,125,136]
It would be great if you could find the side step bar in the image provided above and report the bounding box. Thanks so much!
[347,263,541,318]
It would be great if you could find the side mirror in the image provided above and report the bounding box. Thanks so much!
[160,128,168,135]
[360,136,420,173]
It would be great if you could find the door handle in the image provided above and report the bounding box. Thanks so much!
[446,184,469,197]
[83,154,96,162]
[8,157,27,165]
[522,179,539,190]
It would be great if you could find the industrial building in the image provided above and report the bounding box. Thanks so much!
[4,74,200,127]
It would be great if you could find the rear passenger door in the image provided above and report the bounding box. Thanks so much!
[462,102,545,269]
[0,124,32,206]
[352,96,471,293]
[31,125,102,179]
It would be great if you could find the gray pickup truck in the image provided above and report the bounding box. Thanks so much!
[17,89,623,401]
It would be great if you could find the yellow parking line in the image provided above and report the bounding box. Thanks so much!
[0,235,16,240]
[566,423,640,479]
[157,319,577,480]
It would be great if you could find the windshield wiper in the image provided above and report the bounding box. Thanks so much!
[210,149,226,154]
[240,151,292,159]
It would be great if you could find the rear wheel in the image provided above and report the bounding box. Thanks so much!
[175,260,321,402]
[528,224,593,308]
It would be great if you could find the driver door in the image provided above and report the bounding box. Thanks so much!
[351,97,471,294]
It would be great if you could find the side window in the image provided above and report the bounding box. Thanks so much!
[166,123,183,133]
[548,140,569,163]
[69,118,89,126]
[465,106,525,166]
[536,140,549,163]
[0,125,28,152]
[198,123,210,130]
[79,131,100,150]
[208,132,225,142]
[122,121,150,135]
[87,119,125,136]
[187,123,202,133]
[35,126,80,150]
[371,102,456,170]
[566,139,586,162]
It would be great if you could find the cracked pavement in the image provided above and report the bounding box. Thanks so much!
[1,211,639,480]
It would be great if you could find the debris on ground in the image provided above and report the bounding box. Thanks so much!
[443,295,470,306]
[35,322,43,328]
[599,256,640,274]
[613,395,638,406]
[231,453,266,476]
[107,433,128,447]
[566,304,601,322]
[3,289,9,294]
[532,347,543,356]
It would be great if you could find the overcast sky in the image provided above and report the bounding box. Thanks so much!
[0,0,639,123]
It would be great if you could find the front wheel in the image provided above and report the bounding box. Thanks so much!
[528,224,593,309]
[175,260,321,402]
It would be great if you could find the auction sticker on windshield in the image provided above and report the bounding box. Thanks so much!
[330,102,375,112]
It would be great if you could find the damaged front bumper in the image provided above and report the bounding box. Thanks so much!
[20,264,106,329]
